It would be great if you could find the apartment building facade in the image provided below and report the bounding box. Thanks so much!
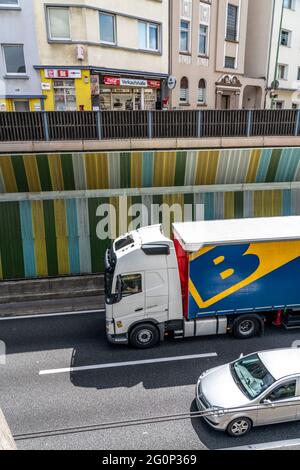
[266,0,300,109]
[33,0,169,111]
[0,0,43,111]
[169,0,269,110]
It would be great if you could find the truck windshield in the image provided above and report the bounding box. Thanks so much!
[231,354,275,400]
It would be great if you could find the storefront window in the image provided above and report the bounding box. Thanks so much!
[97,76,160,111]
[144,89,156,110]
[13,100,30,111]
[99,87,157,111]
[53,79,76,111]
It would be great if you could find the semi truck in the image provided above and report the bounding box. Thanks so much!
[105,216,300,348]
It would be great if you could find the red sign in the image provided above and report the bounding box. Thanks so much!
[104,76,120,86]
[147,80,161,89]
[44,69,82,79]
[103,76,161,89]
[57,70,69,78]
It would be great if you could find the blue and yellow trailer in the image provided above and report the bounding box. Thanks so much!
[173,216,300,338]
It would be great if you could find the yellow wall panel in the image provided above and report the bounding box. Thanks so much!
[85,153,108,189]
[154,152,176,187]
[0,157,18,192]
[245,149,261,183]
[48,154,64,191]
[131,152,142,188]
[23,155,41,192]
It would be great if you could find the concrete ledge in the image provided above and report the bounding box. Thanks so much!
[0,275,103,304]
[1,136,300,154]
[0,295,104,317]
[0,408,16,450]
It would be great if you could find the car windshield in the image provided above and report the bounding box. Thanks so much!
[231,353,275,400]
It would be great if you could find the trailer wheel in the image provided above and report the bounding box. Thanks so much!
[129,323,159,349]
[232,316,260,339]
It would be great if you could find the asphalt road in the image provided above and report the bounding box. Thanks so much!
[0,311,300,450]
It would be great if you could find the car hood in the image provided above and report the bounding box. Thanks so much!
[200,364,251,408]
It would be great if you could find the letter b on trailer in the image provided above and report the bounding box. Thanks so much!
[190,244,260,303]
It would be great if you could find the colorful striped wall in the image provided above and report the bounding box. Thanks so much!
[1,189,300,280]
[1,147,300,280]
[1,147,300,193]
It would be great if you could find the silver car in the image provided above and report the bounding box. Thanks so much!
[196,348,300,437]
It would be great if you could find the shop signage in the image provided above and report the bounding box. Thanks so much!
[147,80,161,89]
[103,76,160,89]
[44,69,82,79]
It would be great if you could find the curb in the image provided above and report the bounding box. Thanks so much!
[0,408,17,450]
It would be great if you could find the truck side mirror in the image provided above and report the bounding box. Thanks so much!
[116,276,122,303]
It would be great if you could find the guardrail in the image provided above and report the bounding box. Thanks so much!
[0,109,300,142]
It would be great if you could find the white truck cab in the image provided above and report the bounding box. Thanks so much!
[105,225,183,348]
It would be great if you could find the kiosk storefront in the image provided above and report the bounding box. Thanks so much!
[91,75,161,111]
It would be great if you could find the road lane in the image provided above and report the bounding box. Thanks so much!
[1,311,300,450]
[39,353,218,375]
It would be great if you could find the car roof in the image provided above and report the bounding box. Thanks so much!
[258,348,300,381]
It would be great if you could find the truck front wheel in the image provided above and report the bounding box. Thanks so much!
[129,323,159,349]
[232,315,261,339]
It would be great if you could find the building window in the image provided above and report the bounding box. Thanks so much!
[99,12,116,44]
[139,22,159,51]
[281,30,291,47]
[278,64,288,80]
[199,25,208,55]
[2,44,26,74]
[225,56,235,69]
[283,0,293,9]
[275,101,284,110]
[180,77,189,102]
[48,7,70,40]
[53,79,76,111]
[198,79,206,104]
[180,20,190,52]
[297,67,300,80]
[292,103,298,109]
[226,4,238,41]
[13,100,30,112]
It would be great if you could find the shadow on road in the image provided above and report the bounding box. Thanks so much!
[2,310,300,395]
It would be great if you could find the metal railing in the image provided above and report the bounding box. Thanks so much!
[0,109,300,142]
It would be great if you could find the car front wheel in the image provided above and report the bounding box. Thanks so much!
[227,417,252,437]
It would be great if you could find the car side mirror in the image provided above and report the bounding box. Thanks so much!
[262,399,273,406]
